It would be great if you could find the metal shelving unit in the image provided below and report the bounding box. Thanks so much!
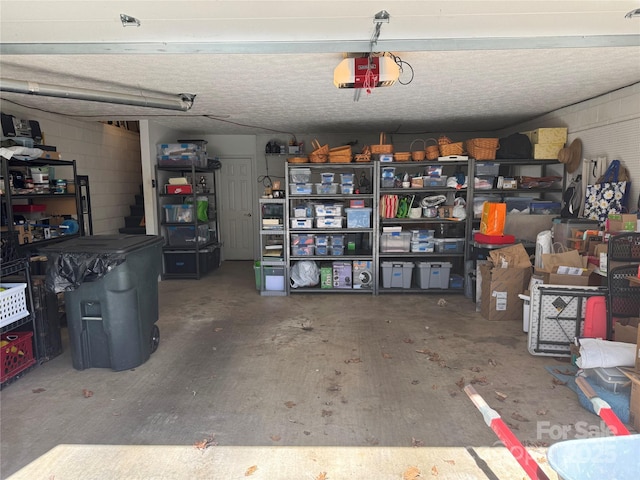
[285,162,376,294]
[258,198,287,296]
[155,163,221,279]
[375,159,472,294]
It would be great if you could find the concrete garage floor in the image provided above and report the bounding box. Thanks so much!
[0,261,626,479]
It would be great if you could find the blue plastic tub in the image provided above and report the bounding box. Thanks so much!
[547,434,640,480]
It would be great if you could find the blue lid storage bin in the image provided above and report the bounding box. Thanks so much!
[345,207,372,228]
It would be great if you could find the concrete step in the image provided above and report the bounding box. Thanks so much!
[124,215,144,228]
[130,204,145,217]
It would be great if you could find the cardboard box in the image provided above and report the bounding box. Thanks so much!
[526,128,568,145]
[615,318,639,345]
[620,369,640,432]
[332,261,352,289]
[532,142,565,160]
[606,214,639,233]
[352,260,373,289]
[480,244,533,322]
[39,151,62,160]
[537,249,597,286]
[320,265,332,289]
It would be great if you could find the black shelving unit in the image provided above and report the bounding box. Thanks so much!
[155,163,221,279]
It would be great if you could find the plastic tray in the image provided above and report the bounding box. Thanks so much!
[0,283,29,328]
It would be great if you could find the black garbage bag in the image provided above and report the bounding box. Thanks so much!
[45,252,125,293]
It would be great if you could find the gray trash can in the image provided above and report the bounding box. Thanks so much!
[42,235,163,371]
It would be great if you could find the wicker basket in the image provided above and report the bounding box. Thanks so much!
[354,146,371,162]
[425,138,439,160]
[329,154,353,163]
[410,139,426,161]
[438,136,464,156]
[288,156,309,164]
[370,133,394,154]
[465,138,500,160]
[394,152,411,162]
[310,139,329,163]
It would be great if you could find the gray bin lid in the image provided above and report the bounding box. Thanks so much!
[41,234,163,254]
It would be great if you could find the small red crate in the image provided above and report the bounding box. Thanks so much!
[165,184,193,195]
[1,331,36,383]
[12,204,46,213]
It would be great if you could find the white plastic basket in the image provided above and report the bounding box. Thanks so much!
[0,283,30,328]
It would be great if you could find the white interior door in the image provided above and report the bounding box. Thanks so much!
[219,156,255,260]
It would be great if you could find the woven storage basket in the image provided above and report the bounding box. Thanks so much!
[288,156,309,164]
[425,138,439,160]
[354,146,371,163]
[394,152,411,162]
[370,133,394,154]
[465,138,499,160]
[329,154,353,163]
[410,139,426,161]
[310,139,329,163]
[438,136,464,156]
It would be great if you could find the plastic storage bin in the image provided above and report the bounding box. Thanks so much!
[339,184,355,194]
[423,176,447,187]
[0,331,36,383]
[449,274,464,289]
[416,262,452,289]
[346,207,372,228]
[329,235,345,247]
[530,201,561,215]
[315,235,329,246]
[291,234,315,245]
[329,246,344,256]
[320,172,335,183]
[584,367,631,393]
[41,235,163,371]
[434,238,465,254]
[315,245,329,255]
[341,173,355,184]
[166,225,209,246]
[156,143,202,156]
[291,245,315,256]
[411,230,435,241]
[289,168,311,183]
[314,204,343,217]
[291,218,313,229]
[316,217,343,228]
[163,204,194,223]
[264,266,285,291]
[290,183,313,195]
[0,283,29,328]
[411,241,435,253]
[165,249,216,276]
[157,152,206,167]
[381,262,414,289]
[380,232,411,252]
[315,183,338,195]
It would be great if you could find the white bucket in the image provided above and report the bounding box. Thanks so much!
[409,207,422,218]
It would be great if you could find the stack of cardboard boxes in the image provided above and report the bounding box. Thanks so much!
[522,127,567,160]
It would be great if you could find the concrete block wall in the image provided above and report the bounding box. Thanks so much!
[2,105,142,234]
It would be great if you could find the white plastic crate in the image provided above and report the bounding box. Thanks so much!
[0,283,29,328]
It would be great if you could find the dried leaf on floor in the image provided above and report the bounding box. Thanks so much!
[449,391,458,397]
[270,434,281,442]
[284,401,296,409]
[411,437,424,447]
[245,465,258,476]
[431,465,439,476]
[382,352,392,359]
[512,399,522,403]
[82,389,93,398]
[344,357,362,364]
[470,366,481,372]
[438,335,445,340]
[552,378,567,386]
[511,412,530,422]
[553,368,574,376]
[488,359,497,367]
[411,380,419,385]
[193,435,217,450]
[304,431,311,435]
[335,370,341,376]
[495,391,508,402]
[437,298,447,307]
[403,338,414,344]
[455,378,465,389]
[536,409,548,416]
[321,409,333,417]
[315,473,327,480]
[444,460,455,465]
[213,327,223,332]
[32,388,46,393]
[506,421,520,430]
[327,384,341,392]
[470,376,488,386]
[432,384,438,390]
[403,466,421,480]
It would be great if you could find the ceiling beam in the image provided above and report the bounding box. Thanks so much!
[2,35,640,55]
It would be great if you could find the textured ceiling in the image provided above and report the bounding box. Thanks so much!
[1,1,639,135]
